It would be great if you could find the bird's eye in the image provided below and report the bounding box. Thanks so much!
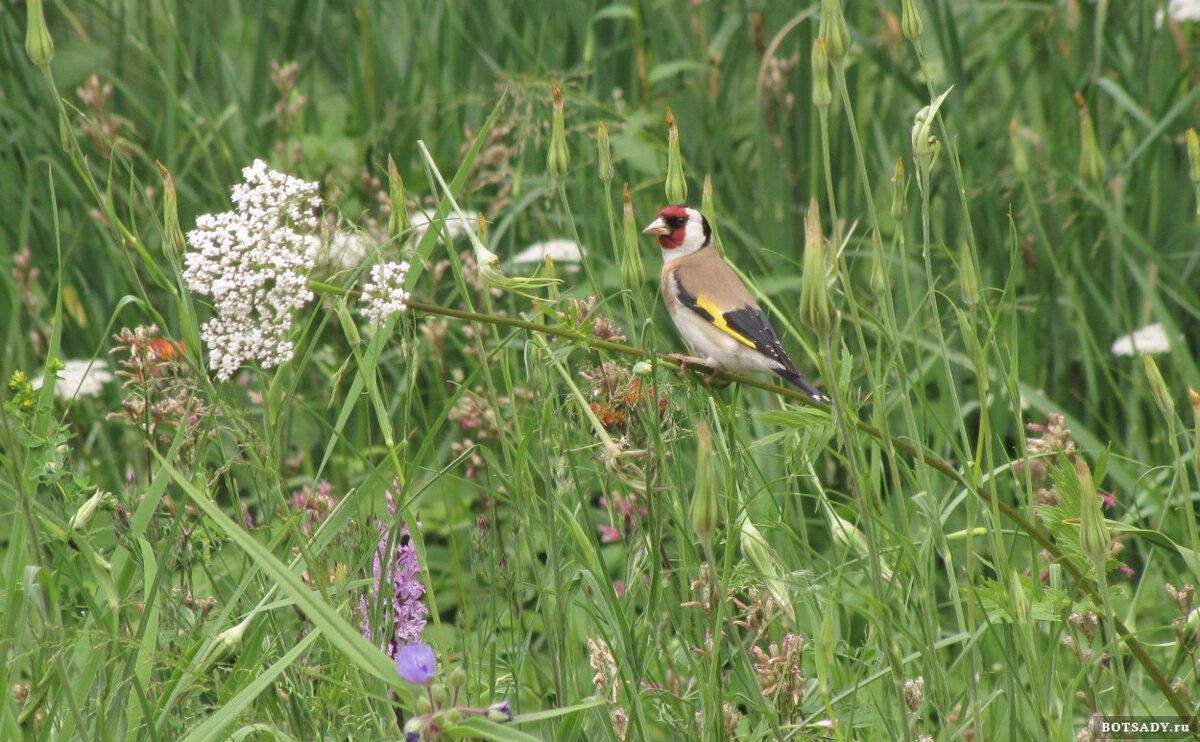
[667,217,685,228]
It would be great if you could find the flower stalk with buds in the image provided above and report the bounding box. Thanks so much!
[665,108,687,204]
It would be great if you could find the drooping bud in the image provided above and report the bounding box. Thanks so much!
[1074,93,1104,186]
[417,139,558,295]
[1142,352,1175,423]
[448,666,468,690]
[890,157,908,221]
[739,514,789,609]
[1187,129,1200,216]
[799,198,836,336]
[158,162,187,256]
[211,613,254,663]
[912,87,952,182]
[387,155,412,242]
[811,39,832,109]
[665,108,687,204]
[690,422,721,552]
[901,0,924,41]
[1076,457,1110,567]
[24,0,55,69]
[597,121,613,184]
[548,83,570,179]
[829,508,895,583]
[619,183,645,290]
[818,0,851,64]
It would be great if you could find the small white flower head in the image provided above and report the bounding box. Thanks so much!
[359,261,412,323]
[183,159,320,380]
[1111,323,1170,356]
[33,359,115,398]
[302,230,376,270]
[408,209,479,245]
[1157,0,1200,27]
[511,239,585,265]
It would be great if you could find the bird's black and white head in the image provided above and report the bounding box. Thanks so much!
[642,205,712,257]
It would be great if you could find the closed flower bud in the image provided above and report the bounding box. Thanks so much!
[665,108,687,204]
[738,515,788,608]
[901,0,923,41]
[701,174,715,224]
[1074,93,1104,186]
[1010,119,1029,177]
[1190,387,1200,477]
[430,682,448,706]
[690,423,721,551]
[819,0,851,64]
[1143,352,1175,423]
[957,241,979,307]
[1187,129,1200,215]
[69,488,110,532]
[25,0,55,69]
[619,183,645,290]
[1076,457,1110,567]
[416,694,433,714]
[632,361,652,377]
[487,699,514,722]
[811,39,832,109]
[213,613,254,661]
[448,666,467,690]
[548,83,570,179]
[890,157,908,221]
[387,155,411,242]
[799,199,836,336]
[158,163,186,256]
[597,121,613,184]
[828,508,895,582]
[1009,571,1030,625]
[912,87,952,180]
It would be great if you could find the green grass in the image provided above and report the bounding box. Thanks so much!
[3,0,1200,739]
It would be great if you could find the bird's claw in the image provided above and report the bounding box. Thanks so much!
[667,354,712,378]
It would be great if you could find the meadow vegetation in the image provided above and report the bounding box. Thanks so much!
[3,0,1200,739]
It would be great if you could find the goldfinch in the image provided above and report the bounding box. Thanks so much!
[642,205,830,404]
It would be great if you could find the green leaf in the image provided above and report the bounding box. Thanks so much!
[446,717,545,741]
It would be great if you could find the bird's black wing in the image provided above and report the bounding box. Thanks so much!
[720,306,800,373]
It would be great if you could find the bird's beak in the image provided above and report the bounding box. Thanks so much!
[642,217,669,235]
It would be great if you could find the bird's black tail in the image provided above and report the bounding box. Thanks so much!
[777,367,830,405]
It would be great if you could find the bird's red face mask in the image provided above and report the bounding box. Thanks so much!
[642,206,690,249]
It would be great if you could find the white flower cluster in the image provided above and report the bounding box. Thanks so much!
[33,360,115,398]
[409,209,479,244]
[184,159,320,380]
[1111,323,1170,356]
[359,261,412,323]
[511,239,585,265]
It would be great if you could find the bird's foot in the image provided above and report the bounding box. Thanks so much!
[667,354,713,378]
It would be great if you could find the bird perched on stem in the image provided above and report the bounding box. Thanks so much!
[642,205,830,404]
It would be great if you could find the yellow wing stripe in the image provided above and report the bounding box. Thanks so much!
[694,295,758,349]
